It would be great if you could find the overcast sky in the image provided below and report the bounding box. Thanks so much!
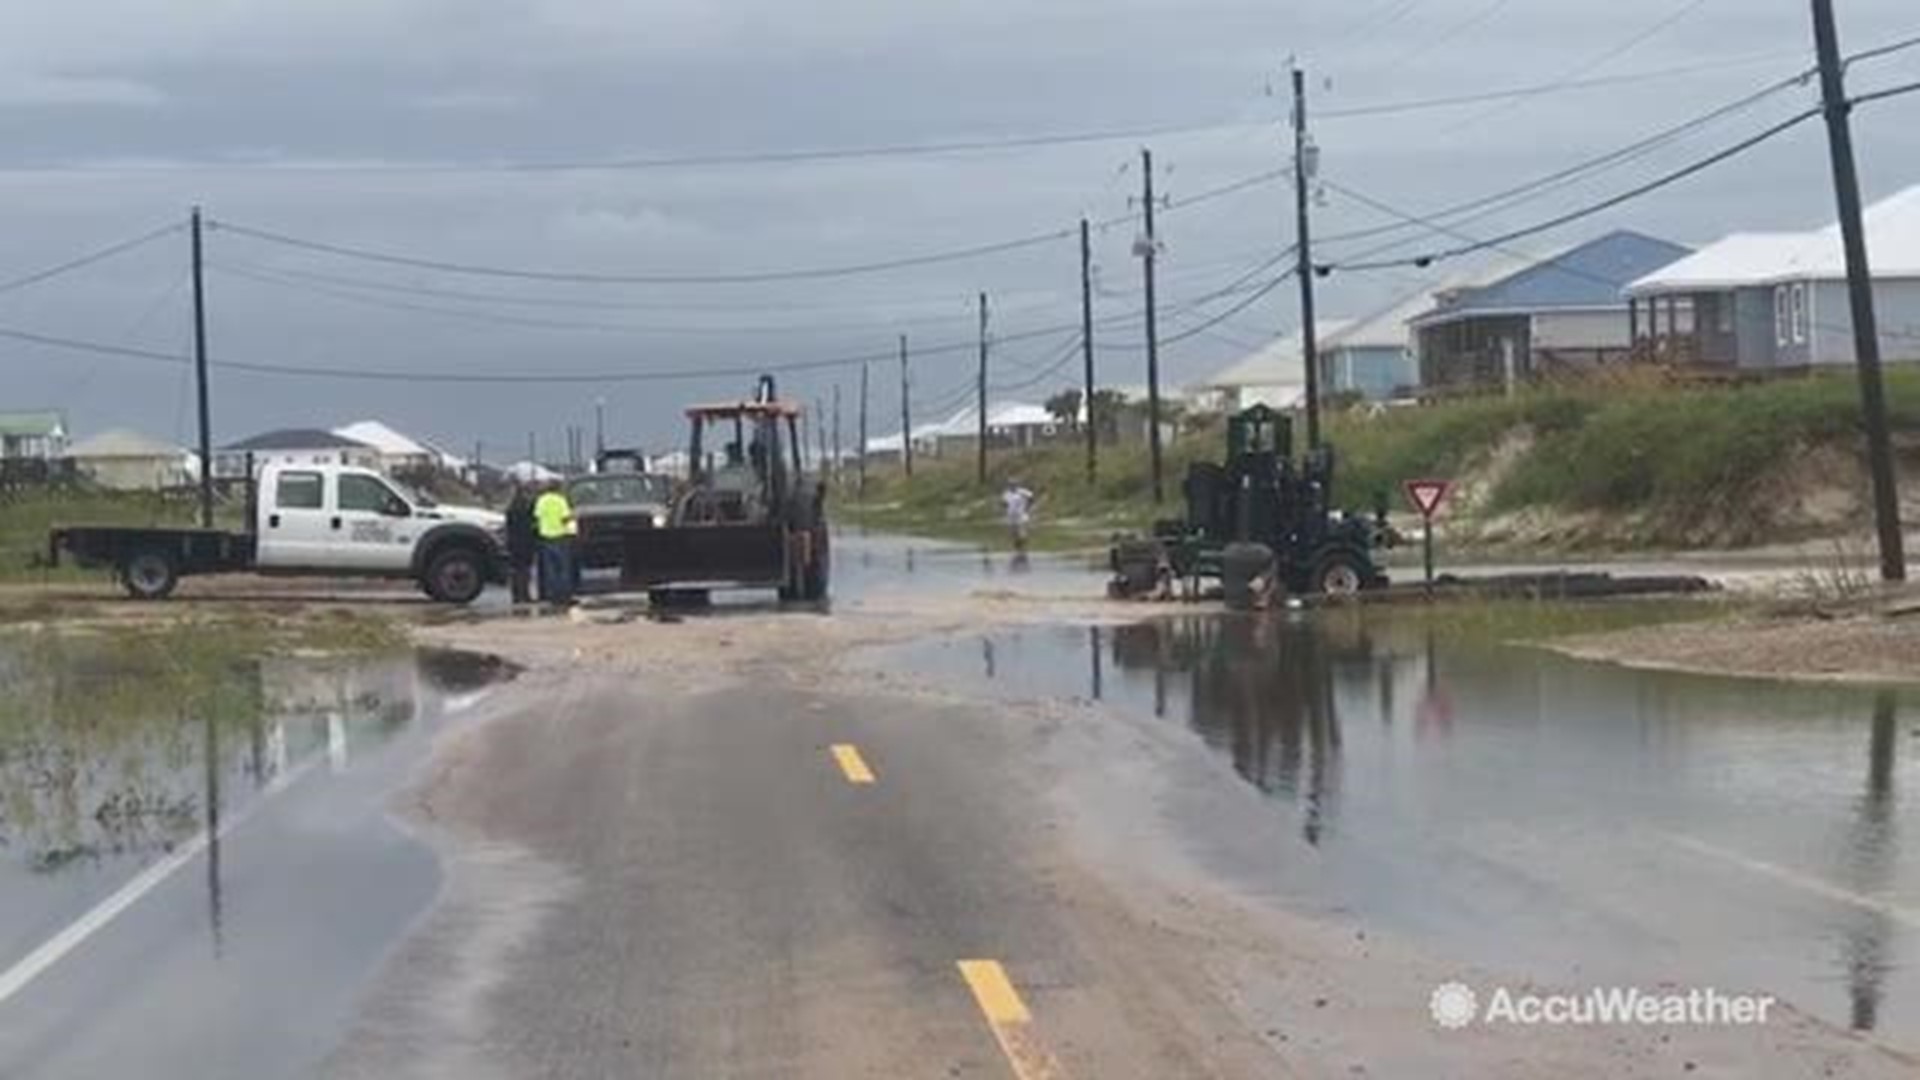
[1,0,1916,460]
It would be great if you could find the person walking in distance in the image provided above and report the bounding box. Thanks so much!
[533,479,578,608]
[504,481,537,606]
[1001,478,1036,559]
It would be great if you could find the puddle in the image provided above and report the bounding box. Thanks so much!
[882,611,1920,1046]
[0,638,513,1079]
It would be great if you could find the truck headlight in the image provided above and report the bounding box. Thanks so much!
[651,512,667,528]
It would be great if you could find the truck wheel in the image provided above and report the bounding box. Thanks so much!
[120,549,179,601]
[423,546,487,604]
[1312,552,1367,598]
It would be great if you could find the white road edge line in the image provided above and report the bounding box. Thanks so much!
[0,756,322,1008]
[1659,831,1920,929]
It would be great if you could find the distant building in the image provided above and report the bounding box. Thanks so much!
[1625,184,1920,371]
[0,409,68,461]
[64,429,198,491]
[333,420,445,474]
[1196,326,1348,413]
[1321,292,1428,402]
[1411,230,1692,391]
[217,428,378,478]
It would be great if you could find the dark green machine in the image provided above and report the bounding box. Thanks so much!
[1109,405,1397,598]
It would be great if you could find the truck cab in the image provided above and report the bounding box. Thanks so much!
[254,463,505,599]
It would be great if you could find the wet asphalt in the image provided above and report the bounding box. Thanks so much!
[2,534,1916,1074]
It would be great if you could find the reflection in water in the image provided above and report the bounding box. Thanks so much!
[1843,691,1899,1031]
[892,611,1919,1041]
[0,642,507,960]
[1109,618,1353,844]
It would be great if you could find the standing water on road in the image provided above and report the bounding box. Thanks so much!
[0,634,511,1080]
[884,609,1920,1048]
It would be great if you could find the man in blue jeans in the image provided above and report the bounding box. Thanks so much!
[533,480,577,607]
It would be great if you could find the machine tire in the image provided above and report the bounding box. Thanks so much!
[1221,542,1275,611]
[120,548,179,601]
[800,528,831,601]
[422,545,488,604]
[1311,550,1367,599]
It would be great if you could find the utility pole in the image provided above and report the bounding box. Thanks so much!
[976,291,990,485]
[594,397,606,458]
[899,334,914,479]
[1081,217,1098,485]
[815,396,829,469]
[1811,0,1906,582]
[1138,149,1165,504]
[831,382,842,484]
[190,207,213,528]
[858,360,871,498]
[527,431,536,468]
[1293,63,1324,449]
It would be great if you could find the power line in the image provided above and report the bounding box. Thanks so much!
[211,260,1072,338]
[1440,0,1716,133]
[1318,66,1817,259]
[0,309,1120,385]
[204,257,1058,320]
[1844,33,1920,69]
[210,218,1076,286]
[1323,105,1823,274]
[1852,79,1920,109]
[1317,50,1806,120]
[2,119,1266,176]
[0,222,183,297]
[205,163,1287,289]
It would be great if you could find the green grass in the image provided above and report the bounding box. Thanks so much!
[843,368,1920,551]
[0,488,243,581]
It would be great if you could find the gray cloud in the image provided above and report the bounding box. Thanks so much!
[1,0,1915,457]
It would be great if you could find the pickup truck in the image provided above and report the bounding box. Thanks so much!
[48,462,507,603]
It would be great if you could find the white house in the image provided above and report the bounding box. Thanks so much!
[0,410,68,462]
[64,429,198,491]
[1626,184,1920,370]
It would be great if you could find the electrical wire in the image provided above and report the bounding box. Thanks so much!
[204,257,1060,320]
[206,163,1287,289]
[1844,33,1920,69]
[210,218,1076,286]
[1315,64,1817,257]
[1323,105,1823,274]
[1439,0,1716,133]
[1852,79,1920,108]
[211,260,1056,338]
[0,222,183,297]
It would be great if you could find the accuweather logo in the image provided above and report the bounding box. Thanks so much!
[1429,981,1776,1029]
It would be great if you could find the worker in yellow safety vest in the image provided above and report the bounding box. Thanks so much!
[532,480,578,606]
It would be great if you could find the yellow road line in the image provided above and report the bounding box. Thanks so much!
[829,743,876,785]
[958,960,1066,1080]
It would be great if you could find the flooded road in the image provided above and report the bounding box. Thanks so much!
[884,611,1920,1048]
[0,637,510,1080]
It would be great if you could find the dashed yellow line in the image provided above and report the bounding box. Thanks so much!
[958,960,1066,1080]
[829,743,876,785]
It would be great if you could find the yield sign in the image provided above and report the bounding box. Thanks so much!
[1403,478,1453,519]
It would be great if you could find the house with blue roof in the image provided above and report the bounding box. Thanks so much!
[1410,230,1692,392]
